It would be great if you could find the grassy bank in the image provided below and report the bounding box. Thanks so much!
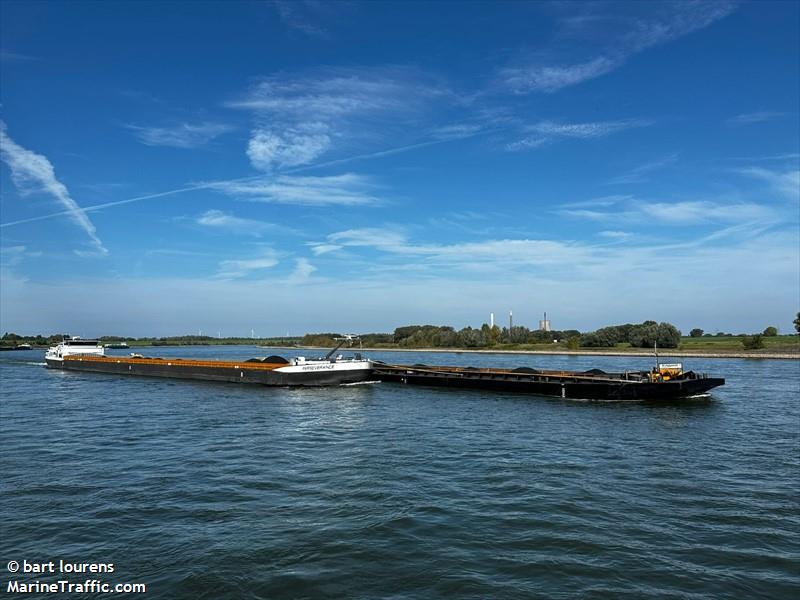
[3,334,797,357]
[274,335,799,358]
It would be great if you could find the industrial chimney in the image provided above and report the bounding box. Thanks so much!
[538,312,551,332]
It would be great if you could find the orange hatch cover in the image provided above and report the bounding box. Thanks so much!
[63,355,288,371]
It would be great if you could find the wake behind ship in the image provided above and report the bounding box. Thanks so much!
[45,336,373,386]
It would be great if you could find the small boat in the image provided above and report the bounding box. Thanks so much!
[104,342,130,349]
[372,361,724,400]
[45,335,373,386]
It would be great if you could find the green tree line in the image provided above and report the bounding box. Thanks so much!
[5,314,798,350]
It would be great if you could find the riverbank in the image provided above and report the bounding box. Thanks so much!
[264,345,799,360]
[6,342,797,359]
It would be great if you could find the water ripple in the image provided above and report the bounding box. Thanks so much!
[1,348,798,599]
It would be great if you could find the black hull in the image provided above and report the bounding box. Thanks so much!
[46,359,372,387]
[374,366,724,400]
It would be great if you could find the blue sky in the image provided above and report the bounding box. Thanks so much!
[1,0,798,337]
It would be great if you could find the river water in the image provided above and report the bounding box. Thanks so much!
[1,346,798,599]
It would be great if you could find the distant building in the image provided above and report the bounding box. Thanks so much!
[538,312,551,332]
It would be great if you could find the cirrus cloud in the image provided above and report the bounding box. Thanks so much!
[506,119,651,152]
[126,121,234,148]
[500,1,737,94]
[204,173,382,206]
[227,66,451,171]
[195,210,282,236]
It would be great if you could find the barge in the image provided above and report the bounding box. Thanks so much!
[44,336,724,400]
[45,336,373,386]
[372,362,724,400]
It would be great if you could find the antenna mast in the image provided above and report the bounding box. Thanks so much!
[654,341,659,372]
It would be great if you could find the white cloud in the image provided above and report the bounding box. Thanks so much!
[726,111,786,126]
[431,123,489,140]
[639,201,772,224]
[0,245,28,263]
[306,219,795,303]
[216,250,316,283]
[126,121,234,148]
[0,245,42,279]
[216,248,280,279]
[195,210,280,236]
[227,68,438,116]
[505,137,549,152]
[271,0,332,37]
[559,197,777,225]
[607,154,679,184]
[561,195,633,209]
[729,153,800,163]
[502,56,619,94]
[559,208,612,221]
[0,51,38,62]
[328,228,410,251]
[286,257,317,284]
[736,167,800,201]
[227,67,449,171]
[308,243,343,255]
[528,119,652,138]
[501,1,737,94]
[0,170,384,230]
[323,227,595,269]
[3,233,798,336]
[621,1,738,52]
[246,126,331,171]
[0,121,106,255]
[205,173,381,206]
[506,119,651,152]
[424,239,594,267]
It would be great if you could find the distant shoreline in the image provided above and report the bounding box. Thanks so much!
[5,343,796,360]
[261,345,799,360]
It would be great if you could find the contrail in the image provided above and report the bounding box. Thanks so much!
[0,177,262,228]
[286,138,459,172]
[1,128,493,229]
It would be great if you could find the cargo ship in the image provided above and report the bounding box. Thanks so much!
[44,336,724,399]
[45,336,373,386]
[372,361,724,400]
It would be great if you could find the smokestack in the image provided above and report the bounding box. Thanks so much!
[490,312,494,328]
[539,311,551,332]
[509,310,513,331]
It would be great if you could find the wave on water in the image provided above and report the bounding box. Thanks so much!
[566,393,716,404]
[0,360,48,367]
[1,347,797,599]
